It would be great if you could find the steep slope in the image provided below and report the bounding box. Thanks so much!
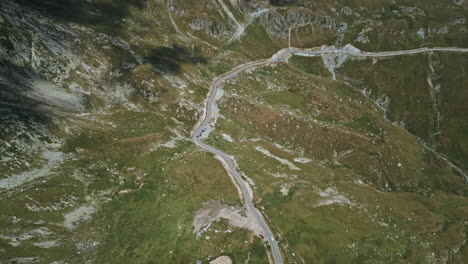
[208,56,468,263]
[338,53,468,175]
[0,1,268,263]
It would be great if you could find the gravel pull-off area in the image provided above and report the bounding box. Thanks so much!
[209,256,232,264]
[192,200,265,237]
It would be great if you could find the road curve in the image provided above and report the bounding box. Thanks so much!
[191,45,468,264]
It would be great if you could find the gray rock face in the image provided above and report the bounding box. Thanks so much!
[260,8,335,39]
[0,2,81,84]
[341,7,353,16]
[0,1,147,110]
[168,0,255,41]
[189,18,234,39]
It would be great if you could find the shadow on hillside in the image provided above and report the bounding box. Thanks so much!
[14,0,147,34]
[144,45,208,75]
[269,0,300,6]
[0,60,51,131]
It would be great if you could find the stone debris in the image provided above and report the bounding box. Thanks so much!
[255,146,300,171]
[63,205,97,231]
[316,187,354,207]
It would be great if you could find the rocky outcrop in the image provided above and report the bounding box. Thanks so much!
[189,17,234,39]
[260,8,335,39]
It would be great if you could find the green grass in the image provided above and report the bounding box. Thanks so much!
[339,53,468,171]
[209,120,468,263]
[288,56,332,78]
[345,114,381,135]
[315,114,337,123]
[208,62,231,75]
[95,146,248,263]
[265,90,306,110]
[225,21,281,60]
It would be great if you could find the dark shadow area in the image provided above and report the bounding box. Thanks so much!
[144,45,208,75]
[0,61,54,171]
[13,0,147,34]
[269,0,300,6]
[0,60,51,125]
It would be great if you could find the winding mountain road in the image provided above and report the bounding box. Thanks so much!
[191,45,468,264]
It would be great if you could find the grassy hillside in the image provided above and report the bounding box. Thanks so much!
[209,62,468,262]
[339,53,468,173]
